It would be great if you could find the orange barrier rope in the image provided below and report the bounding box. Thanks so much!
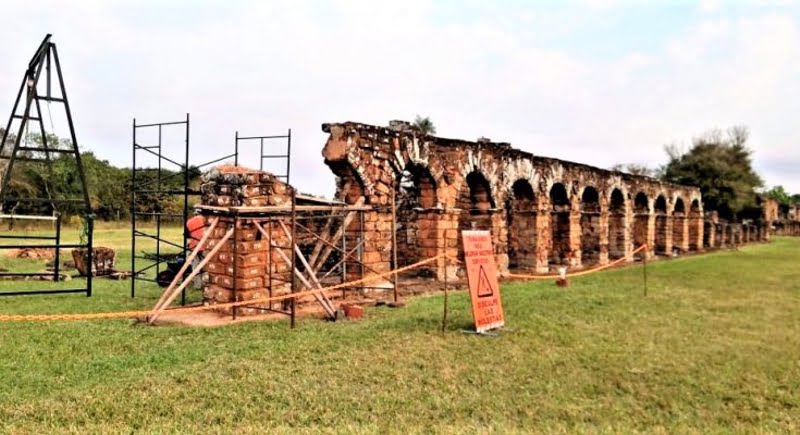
[0,253,447,323]
[0,244,650,322]
[507,244,648,280]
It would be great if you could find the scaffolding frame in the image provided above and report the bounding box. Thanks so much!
[130,116,294,303]
[234,130,291,183]
[148,195,403,326]
[0,34,94,297]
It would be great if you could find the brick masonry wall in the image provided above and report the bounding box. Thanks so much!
[321,121,769,280]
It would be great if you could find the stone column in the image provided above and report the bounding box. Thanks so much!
[434,210,459,281]
[646,213,656,259]
[569,208,582,268]
[705,220,715,249]
[598,200,610,265]
[534,200,551,273]
[678,216,690,252]
[491,210,510,276]
[693,217,704,251]
[623,202,634,262]
[361,210,394,280]
[663,215,674,255]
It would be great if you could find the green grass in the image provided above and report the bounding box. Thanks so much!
[0,230,798,433]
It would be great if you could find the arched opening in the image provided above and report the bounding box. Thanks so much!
[457,170,495,233]
[715,222,725,248]
[689,199,701,251]
[633,192,649,255]
[580,186,601,264]
[672,197,686,254]
[331,162,367,205]
[458,171,495,212]
[507,179,537,270]
[703,220,712,248]
[395,164,437,270]
[654,195,668,255]
[608,188,626,259]
[549,183,571,265]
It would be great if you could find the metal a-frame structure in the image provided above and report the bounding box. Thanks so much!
[0,34,94,296]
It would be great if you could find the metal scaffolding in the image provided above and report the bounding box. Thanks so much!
[0,34,94,297]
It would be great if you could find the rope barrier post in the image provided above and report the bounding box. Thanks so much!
[391,186,399,303]
[54,213,61,282]
[290,187,297,329]
[643,245,648,297]
[442,230,448,333]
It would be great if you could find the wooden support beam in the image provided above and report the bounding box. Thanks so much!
[309,198,365,272]
[152,217,219,312]
[148,226,233,324]
[254,222,337,319]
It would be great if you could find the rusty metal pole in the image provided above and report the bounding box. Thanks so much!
[391,186,399,303]
[290,188,297,329]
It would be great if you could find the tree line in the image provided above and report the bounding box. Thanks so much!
[612,126,797,221]
[1,130,200,221]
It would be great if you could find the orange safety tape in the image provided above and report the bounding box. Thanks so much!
[0,253,448,323]
[507,244,648,280]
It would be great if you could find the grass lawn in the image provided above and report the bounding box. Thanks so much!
[0,229,798,433]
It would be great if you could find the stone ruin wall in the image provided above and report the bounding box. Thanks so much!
[198,166,295,315]
[321,121,772,280]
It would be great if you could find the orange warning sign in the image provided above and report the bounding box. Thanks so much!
[462,230,505,333]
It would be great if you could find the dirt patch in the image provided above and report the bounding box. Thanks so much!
[6,248,55,259]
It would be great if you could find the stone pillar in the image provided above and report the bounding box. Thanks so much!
[434,210,459,281]
[361,211,394,281]
[623,203,634,262]
[646,213,656,259]
[534,200,551,273]
[693,216,704,251]
[705,220,715,249]
[598,200,610,265]
[569,208,582,268]
[491,210,509,276]
[678,216,690,252]
[663,215,674,255]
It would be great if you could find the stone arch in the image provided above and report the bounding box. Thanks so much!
[633,192,649,254]
[672,197,686,254]
[397,163,437,209]
[608,187,627,259]
[654,194,668,255]
[549,182,571,265]
[580,186,601,264]
[689,199,702,251]
[394,163,438,269]
[507,179,537,270]
[331,161,369,205]
[461,170,495,211]
[457,170,495,234]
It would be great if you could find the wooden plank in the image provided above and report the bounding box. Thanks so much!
[255,222,336,319]
[309,197,365,272]
[277,220,336,315]
[152,217,219,312]
[148,227,233,324]
[195,204,371,214]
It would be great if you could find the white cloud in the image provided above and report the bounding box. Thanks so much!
[0,0,798,195]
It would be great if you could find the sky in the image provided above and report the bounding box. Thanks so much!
[1,0,799,197]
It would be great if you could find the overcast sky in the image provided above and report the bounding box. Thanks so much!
[2,0,798,197]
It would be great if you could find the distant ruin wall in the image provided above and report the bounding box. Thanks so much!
[321,121,761,280]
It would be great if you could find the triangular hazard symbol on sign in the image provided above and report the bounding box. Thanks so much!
[476,265,494,298]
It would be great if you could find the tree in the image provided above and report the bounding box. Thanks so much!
[610,163,657,178]
[765,185,792,206]
[661,125,763,219]
[413,115,436,135]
